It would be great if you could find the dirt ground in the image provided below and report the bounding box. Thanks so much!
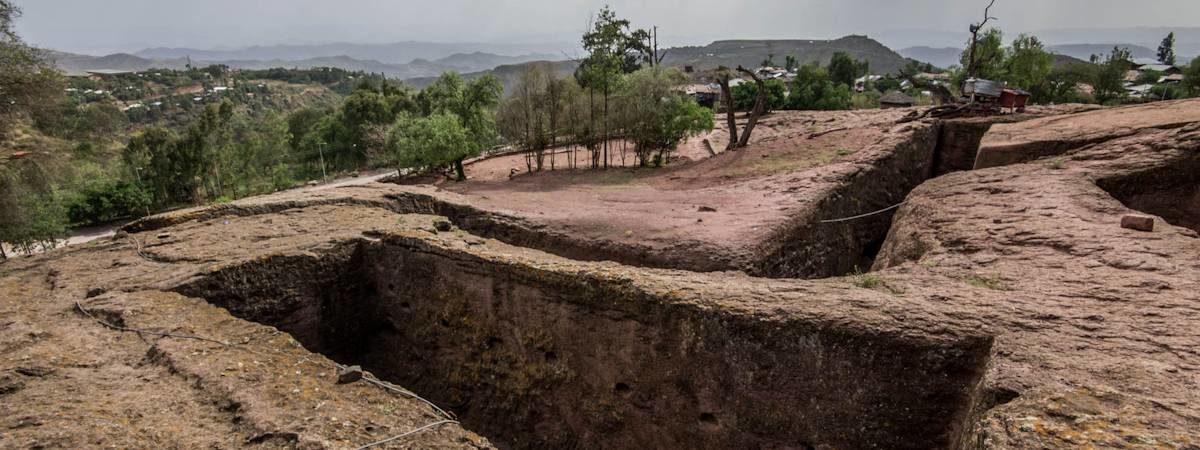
[2,100,1199,448]
[427,109,916,273]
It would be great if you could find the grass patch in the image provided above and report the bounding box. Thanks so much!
[850,267,905,295]
[1045,157,1066,170]
[965,274,1010,290]
[836,148,855,157]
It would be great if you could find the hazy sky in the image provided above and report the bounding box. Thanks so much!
[13,0,1200,55]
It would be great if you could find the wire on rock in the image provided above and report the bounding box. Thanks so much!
[74,300,230,346]
[353,420,460,450]
[819,202,905,223]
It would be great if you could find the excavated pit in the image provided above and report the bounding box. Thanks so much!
[1097,160,1200,234]
[172,235,993,449]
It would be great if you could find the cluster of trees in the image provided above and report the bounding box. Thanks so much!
[495,6,712,171]
[961,25,1200,105]
[388,73,502,180]
[730,52,868,112]
[1,0,68,256]
[121,99,298,208]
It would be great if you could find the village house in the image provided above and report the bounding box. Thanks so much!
[879,91,916,108]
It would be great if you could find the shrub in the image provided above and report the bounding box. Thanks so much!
[64,181,152,226]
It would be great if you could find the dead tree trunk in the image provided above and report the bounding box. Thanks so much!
[718,74,739,150]
[734,66,767,149]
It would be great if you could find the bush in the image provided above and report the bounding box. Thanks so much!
[64,181,152,226]
[732,78,787,111]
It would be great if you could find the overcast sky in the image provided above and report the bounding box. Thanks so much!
[13,0,1200,55]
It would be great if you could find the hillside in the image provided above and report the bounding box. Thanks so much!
[660,35,912,74]
[897,46,961,69]
[134,41,569,64]
[1047,43,1157,61]
[406,60,578,91]
[900,46,1089,70]
[46,51,185,75]
[47,50,556,80]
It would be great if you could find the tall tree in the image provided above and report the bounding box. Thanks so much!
[964,0,999,81]
[0,0,62,137]
[1002,34,1053,92]
[498,65,550,171]
[1181,57,1200,96]
[961,28,1005,81]
[1093,46,1133,105]
[1158,32,1177,66]
[827,51,869,88]
[578,6,649,168]
[396,72,502,180]
[622,67,712,166]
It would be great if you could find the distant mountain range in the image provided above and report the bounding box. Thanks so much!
[898,46,1092,69]
[48,35,920,86]
[48,33,1195,94]
[133,41,573,65]
[47,50,559,79]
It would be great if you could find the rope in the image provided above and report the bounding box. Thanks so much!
[75,300,230,346]
[352,420,460,450]
[819,202,905,223]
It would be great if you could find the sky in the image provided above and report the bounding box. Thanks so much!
[12,0,1200,55]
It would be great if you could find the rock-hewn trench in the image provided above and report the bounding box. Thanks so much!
[172,235,993,449]
[158,118,1016,449]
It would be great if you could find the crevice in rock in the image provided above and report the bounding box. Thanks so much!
[1096,157,1200,234]
[168,236,995,449]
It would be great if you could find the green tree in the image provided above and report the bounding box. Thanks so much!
[401,72,502,180]
[1002,34,1053,95]
[387,113,473,179]
[1158,32,1177,66]
[960,28,1005,82]
[827,51,869,88]
[0,160,68,257]
[1043,63,1094,104]
[762,53,777,68]
[0,0,62,136]
[732,78,787,111]
[1093,46,1133,105]
[497,65,551,171]
[786,64,852,110]
[578,5,648,168]
[1183,58,1200,96]
[622,67,713,166]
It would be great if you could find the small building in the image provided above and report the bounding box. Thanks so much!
[1160,73,1185,84]
[1126,84,1154,98]
[684,84,719,108]
[854,75,882,92]
[999,89,1031,112]
[1138,63,1181,75]
[879,91,916,108]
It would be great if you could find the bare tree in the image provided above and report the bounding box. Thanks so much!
[965,0,998,81]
